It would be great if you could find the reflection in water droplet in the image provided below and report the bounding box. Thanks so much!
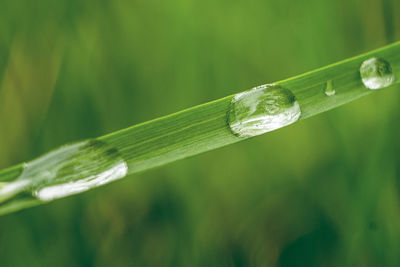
[0,139,128,202]
[324,80,335,96]
[360,57,394,90]
[228,84,301,137]
[35,161,127,201]
[0,180,30,203]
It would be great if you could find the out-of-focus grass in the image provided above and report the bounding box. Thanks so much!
[0,0,400,266]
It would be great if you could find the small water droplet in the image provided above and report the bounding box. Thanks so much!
[0,139,128,202]
[324,80,335,96]
[360,57,394,90]
[228,84,301,137]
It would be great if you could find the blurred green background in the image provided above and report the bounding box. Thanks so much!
[0,0,400,266]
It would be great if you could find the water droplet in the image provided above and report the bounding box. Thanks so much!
[0,139,128,202]
[228,84,301,137]
[324,80,335,96]
[360,57,394,90]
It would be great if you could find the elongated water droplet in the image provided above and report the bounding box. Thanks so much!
[0,139,128,202]
[360,57,394,90]
[324,80,335,96]
[228,84,301,137]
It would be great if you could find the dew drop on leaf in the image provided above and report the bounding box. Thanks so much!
[324,80,335,96]
[228,84,301,137]
[360,57,394,90]
[0,139,128,202]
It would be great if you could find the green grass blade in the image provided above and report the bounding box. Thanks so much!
[0,41,399,215]
[101,41,400,174]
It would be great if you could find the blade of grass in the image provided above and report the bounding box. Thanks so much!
[101,41,400,174]
[0,41,399,215]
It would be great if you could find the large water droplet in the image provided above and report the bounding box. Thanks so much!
[0,139,128,202]
[360,57,394,90]
[324,80,335,96]
[228,84,301,137]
